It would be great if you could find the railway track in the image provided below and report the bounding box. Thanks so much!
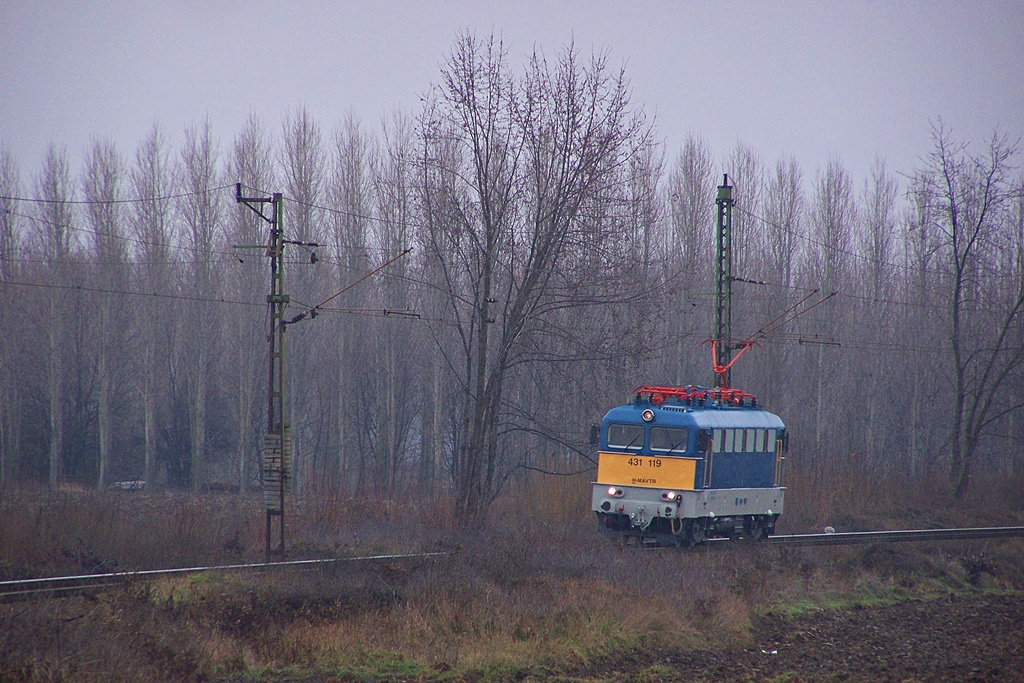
[5,526,1023,602]
[0,551,448,603]
[765,525,1024,547]
[631,525,1024,550]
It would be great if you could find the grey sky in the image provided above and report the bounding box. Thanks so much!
[2,1,1022,188]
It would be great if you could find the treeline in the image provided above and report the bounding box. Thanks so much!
[1,34,1022,515]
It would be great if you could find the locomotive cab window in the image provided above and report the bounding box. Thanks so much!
[650,426,688,454]
[607,423,644,450]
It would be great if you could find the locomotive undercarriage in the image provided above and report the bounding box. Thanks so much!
[592,485,784,546]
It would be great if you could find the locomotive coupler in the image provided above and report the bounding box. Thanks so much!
[630,505,651,530]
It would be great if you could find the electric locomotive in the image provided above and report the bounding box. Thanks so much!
[591,384,786,545]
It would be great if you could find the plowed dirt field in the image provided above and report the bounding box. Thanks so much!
[588,592,1024,682]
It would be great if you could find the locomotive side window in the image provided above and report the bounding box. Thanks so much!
[697,430,712,452]
[709,429,786,453]
[650,426,689,453]
[607,423,644,450]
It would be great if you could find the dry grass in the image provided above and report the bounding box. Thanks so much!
[778,461,1023,534]
[1,471,1023,681]
[0,488,262,579]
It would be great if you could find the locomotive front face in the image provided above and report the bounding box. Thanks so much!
[598,417,698,491]
[591,387,786,544]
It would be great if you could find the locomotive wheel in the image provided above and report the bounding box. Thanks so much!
[744,515,769,541]
[686,518,706,546]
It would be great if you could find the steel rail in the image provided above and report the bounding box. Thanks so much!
[0,551,449,602]
[635,525,1024,551]
[765,526,1024,547]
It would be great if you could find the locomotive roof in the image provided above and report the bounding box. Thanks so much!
[602,402,785,430]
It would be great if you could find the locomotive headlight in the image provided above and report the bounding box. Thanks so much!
[641,409,655,422]
[661,491,680,502]
[607,487,624,498]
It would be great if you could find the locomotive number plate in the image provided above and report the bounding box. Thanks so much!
[596,452,697,490]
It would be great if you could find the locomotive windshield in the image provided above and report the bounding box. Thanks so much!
[607,423,643,449]
[650,426,688,453]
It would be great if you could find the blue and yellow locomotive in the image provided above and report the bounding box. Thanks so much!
[591,384,786,545]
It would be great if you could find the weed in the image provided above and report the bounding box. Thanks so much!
[765,672,803,683]
[629,663,678,682]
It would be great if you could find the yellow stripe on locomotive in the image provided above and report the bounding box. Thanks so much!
[596,451,697,490]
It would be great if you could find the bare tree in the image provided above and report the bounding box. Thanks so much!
[666,134,715,276]
[227,114,275,494]
[413,126,462,496]
[662,133,713,384]
[809,159,856,292]
[418,33,651,522]
[0,148,22,486]
[180,118,222,491]
[856,157,899,469]
[860,157,899,300]
[727,142,764,281]
[900,169,944,476]
[1010,178,1024,479]
[34,146,75,487]
[764,157,804,292]
[327,113,374,494]
[927,123,1024,499]
[130,125,175,488]
[803,159,855,456]
[280,106,326,495]
[754,156,805,412]
[627,139,664,282]
[82,138,129,488]
[367,112,417,495]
